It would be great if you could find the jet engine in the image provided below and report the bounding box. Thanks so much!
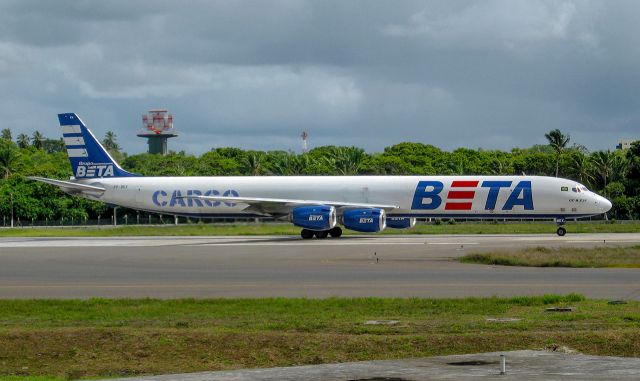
[386,217,416,229]
[342,208,386,232]
[291,205,337,231]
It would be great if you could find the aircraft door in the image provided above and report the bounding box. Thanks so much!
[135,186,147,208]
[361,187,370,203]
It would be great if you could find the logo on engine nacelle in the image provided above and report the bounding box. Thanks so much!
[359,217,374,223]
[309,215,324,221]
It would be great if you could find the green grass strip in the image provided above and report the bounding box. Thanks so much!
[461,245,640,267]
[1,296,639,378]
[0,376,68,381]
[0,221,638,237]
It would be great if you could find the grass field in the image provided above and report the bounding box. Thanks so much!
[0,221,638,237]
[0,378,64,381]
[461,245,640,268]
[0,296,639,379]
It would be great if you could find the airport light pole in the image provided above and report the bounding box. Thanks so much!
[10,193,14,228]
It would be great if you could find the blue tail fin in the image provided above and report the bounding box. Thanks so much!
[58,113,137,179]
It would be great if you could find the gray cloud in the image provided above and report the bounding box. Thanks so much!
[0,0,638,155]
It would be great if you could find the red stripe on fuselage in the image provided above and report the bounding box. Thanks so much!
[447,190,475,199]
[445,202,473,210]
[451,180,479,187]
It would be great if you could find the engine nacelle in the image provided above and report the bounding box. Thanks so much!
[291,205,337,231]
[342,208,386,233]
[386,217,416,229]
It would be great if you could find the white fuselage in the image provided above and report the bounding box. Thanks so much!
[76,175,610,219]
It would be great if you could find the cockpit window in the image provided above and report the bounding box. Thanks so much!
[572,185,589,193]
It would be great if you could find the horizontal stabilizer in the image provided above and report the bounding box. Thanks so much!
[28,176,105,193]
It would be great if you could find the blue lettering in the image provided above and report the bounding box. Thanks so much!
[204,189,220,207]
[152,190,167,207]
[187,190,204,207]
[223,189,239,207]
[481,181,512,210]
[503,181,534,210]
[170,190,186,207]
[411,181,443,210]
[152,189,242,208]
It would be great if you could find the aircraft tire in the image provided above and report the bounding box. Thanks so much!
[329,226,343,238]
[301,229,314,239]
[556,227,567,236]
[315,230,329,239]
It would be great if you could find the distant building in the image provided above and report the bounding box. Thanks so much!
[616,139,637,150]
[137,109,178,155]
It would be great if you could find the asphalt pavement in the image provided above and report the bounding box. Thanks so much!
[0,233,638,299]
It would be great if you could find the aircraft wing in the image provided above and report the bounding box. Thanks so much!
[28,177,106,194]
[180,195,399,215]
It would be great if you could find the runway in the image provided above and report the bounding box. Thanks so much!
[0,233,639,299]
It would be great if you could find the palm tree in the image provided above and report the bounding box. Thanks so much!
[544,129,570,177]
[102,131,120,151]
[0,147,20,179]
[591,150,615,189]
[266,152,316,176]
[489,158,506,175]
[569,153,594,186]
[31,131,45,150]
[269,154,293,175]
[16,133,30,149]
[243,153,264,176]
[1,128,11,141]
[290,154,315,175]
[611,153,629,184]
[42,137,66,153]
[330,147,366,175]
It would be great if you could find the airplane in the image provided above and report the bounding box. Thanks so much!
[29,113,612,239]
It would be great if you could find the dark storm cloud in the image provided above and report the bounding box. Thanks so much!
[0,0,638,154]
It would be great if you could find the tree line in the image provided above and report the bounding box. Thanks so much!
[0,127,638,222]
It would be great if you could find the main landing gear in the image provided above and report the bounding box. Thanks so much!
[301,227,343,239]
[555,218,567,237]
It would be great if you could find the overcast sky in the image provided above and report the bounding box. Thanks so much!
[0,0,638,154]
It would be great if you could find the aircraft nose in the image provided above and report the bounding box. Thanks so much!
[597,195,612,213]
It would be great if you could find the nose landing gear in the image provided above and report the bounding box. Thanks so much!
[555,218,567,236]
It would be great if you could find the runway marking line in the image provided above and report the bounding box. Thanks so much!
[564,240,639,243]
[427,242,479,245]
[1,281,639,287]
[193,242,425,247]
